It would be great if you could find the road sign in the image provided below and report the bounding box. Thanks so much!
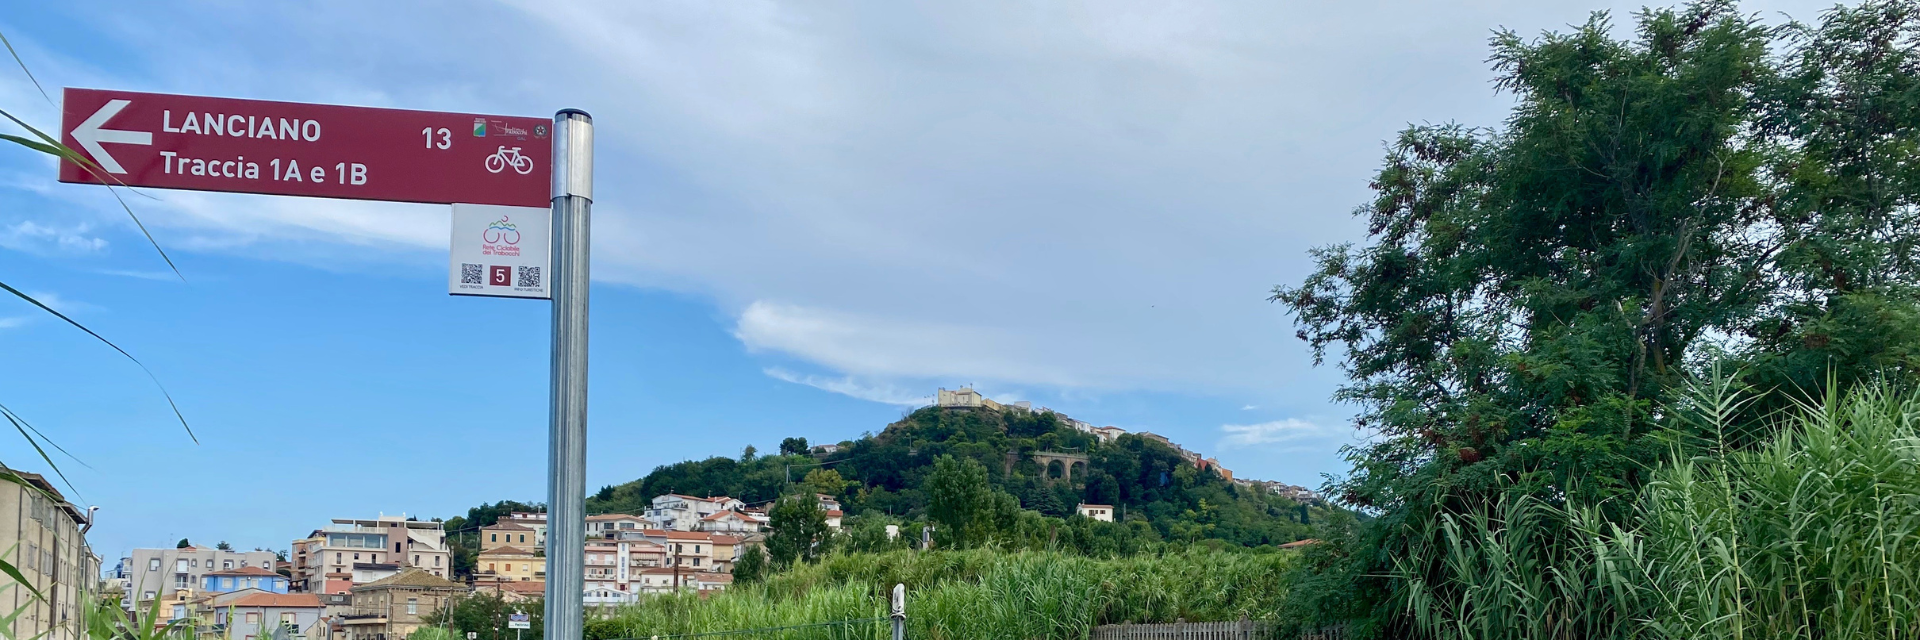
[450,204,551,299]
[57,88,551,207]
[508,613,531,630]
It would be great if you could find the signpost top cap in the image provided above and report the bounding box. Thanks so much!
[556,108,591,121]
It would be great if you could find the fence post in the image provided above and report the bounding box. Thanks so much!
[891,583,906,640]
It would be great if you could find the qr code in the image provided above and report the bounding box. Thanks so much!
[460,263,484,285]
[517,266,541,288]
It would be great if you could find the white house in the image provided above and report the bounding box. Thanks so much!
[1076,504,1114,522]
[645,495,746,531]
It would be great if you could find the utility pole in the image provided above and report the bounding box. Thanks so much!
[544,108,593,640]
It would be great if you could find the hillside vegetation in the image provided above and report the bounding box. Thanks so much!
[586,405,1335,549]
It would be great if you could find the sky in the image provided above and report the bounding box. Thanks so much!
[0,0,1836,562]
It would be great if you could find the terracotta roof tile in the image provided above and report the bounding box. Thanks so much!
[225,593,322,608]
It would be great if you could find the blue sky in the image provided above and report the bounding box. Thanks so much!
[0,0,1833,560]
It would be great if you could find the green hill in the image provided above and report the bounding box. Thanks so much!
[584,405,1335,549]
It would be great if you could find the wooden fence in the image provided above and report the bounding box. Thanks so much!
[1090,621,1345,640]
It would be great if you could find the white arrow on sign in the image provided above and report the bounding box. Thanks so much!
[70,99,151,174]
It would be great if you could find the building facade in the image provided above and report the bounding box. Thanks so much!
[125,546,275,617]
[0,473,99,640]
[479,522,537,552]
[1075,504,1114,522]
[585,514,654,538]
[205,592,324,640]
[645,495,744,531]
[474,547,544,583]
[342,569,466,640]
[202,566,291,595]
[296,517,450,593]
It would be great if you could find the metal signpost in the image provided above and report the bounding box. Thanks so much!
[57,88,594,640]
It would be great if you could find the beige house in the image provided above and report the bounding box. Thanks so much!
[342,568,466,640]
[475,546,544,583]
[480,522,537,552]
[0,473,99,640]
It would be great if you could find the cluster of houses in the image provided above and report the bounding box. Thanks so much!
[934,387,1322,503]
[108,493,850,640]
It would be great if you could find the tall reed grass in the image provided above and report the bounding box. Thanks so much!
[584,549,1295,640]
[1401,379,1920,640]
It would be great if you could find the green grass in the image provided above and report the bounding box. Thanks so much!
[1400,379,1920,640]
[583,548,1296,640]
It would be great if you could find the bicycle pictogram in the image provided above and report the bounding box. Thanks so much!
[485,146,535,175]
[483,216,521,244]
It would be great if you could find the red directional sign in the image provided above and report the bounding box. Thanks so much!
[57,88,551,207]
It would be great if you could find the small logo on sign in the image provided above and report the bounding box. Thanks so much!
[489,265,512,287]
[534,124,549,138]
[473,118,487,137]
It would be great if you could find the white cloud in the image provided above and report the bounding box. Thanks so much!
[734,301,1088,386]
[0,221,108,254]
[1218,418,1341,451]
[762,367,932,407]
[1240,405,1257,411]
[0,317,28,330]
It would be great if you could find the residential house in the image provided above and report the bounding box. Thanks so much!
[125,545,273,620]
[477,580,544,603]
[808,443,840,455]
[207,592,324,640]
[202,566,290,594]
[296,517,451,593]
[1090,426,1126,444]
[693,510,763,534]
[474,547,544,584]
[1075,504,1114,522]
[645,495,744,531]
[479,522,538,552]
[314,591,353,640]
[342,568,466,640]
[584,514,653,538]
[0,472,100,640]
[636,531,736,573]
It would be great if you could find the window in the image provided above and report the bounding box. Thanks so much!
[149,559,160,571]
[190,559,199,568]
[176,560,188,572]
[489,534,497,542]
[246,612,259,624]
[223,560,233,570]
[353,553,360,561]
[406,598,417,615]
[281,613,294,624]
[413,555,419,565]
[434,556,441,567]
[143,591,155,600]
[693,558,701,566]
[695,545,701,553]
[505,564,513,572]
[488,563,495,572]
[518,535,526,543]
[335,554,342,564]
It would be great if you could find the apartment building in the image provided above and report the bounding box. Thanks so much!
[341,569,466,640]
[126,545,275,615]
[201,566,291,594]
[294,517,450,593]
[635,531,741,573]
[581,538,666,602]
[585,514,654,538]
[644,495,744,531]
[0,472,100,640]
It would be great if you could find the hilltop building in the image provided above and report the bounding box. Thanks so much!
[291,516,450,593]
[645,495,745,531]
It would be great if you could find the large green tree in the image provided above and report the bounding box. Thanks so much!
[1272,0,1920,634]
[765,494,829,566]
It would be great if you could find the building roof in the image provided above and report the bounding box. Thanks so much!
[700,511,751,521]
[479,546,537,557]
[650,530,718,541]
[824,510,844,517]
[483,522,534,531]
[499,581,545,594]
[709,535,743,545]
[207,566,281,577]
[586,514,642,521]
[225,592,322,608]
[355,567,463,590]
[1277,539,1321,550]
[1077,504,1114,510]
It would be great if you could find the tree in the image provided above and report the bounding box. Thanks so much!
[215,541,232,551]
[765,494,828,566]
[436,591,542,640]
[1271,1,1920,632]
[740,445,758,463]
[779,437,810,456]
[802,468,848,497]
[176,539,190,549]
[731,544,769,584]
[924,455,998,548]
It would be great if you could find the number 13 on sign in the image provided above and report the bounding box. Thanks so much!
[423,127,450,149]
